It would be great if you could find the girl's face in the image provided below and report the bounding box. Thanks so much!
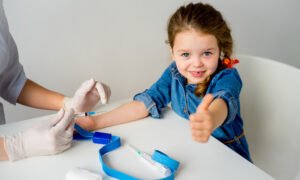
[172,29,220,84]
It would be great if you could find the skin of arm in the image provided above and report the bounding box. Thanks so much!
[0,137,9,160]
[17,79,64,110]
[189,94,228,143]
[76,101,149,131]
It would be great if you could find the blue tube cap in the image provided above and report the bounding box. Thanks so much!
[92,132,112,144]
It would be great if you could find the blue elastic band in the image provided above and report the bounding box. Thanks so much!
[74,123,180,179]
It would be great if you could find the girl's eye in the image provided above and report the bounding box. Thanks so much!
[203,51,212,56]
[181,52,190,57]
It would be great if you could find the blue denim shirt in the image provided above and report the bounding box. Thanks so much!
[134,62,251,161]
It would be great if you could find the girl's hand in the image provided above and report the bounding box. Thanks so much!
[75,116,96,131]
[189,94,214,143]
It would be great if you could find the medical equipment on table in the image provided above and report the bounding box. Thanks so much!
[73,124,180,179]
[127,144,171,176]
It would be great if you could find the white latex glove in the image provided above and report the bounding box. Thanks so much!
[64,79,111,113]
[3,108,74,161]
[66,167,102,180]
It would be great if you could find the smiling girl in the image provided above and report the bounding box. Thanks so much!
[77,2,251,161]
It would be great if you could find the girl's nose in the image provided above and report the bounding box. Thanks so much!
[192,56,203,67]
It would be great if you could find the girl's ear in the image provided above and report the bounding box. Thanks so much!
[169,46,175,61]
[165,40,174,59]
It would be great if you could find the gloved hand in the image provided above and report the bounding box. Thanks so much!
[64,79,111,113]
[3,108,74,161]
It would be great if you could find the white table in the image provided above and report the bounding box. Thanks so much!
[0,99,274,180]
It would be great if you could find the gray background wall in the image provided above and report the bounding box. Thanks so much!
[1,0,299,123]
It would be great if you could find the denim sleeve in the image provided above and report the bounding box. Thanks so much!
[208,69,242,124]
[134,64,173,119]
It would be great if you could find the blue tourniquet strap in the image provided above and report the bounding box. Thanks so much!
[73,124,94,140]
[152,150,180,173]
[74,123,180,179]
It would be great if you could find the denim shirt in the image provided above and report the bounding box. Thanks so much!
[134,62,251,161]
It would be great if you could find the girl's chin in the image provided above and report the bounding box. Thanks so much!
[187,78,205,84]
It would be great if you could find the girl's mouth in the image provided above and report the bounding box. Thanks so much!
[190,71,205,78]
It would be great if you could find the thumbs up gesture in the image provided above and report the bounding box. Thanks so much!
[189,94,215,143]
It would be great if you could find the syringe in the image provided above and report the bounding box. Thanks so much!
[75,111,97,117]
[127,144,171,176]
[75,110,107,118]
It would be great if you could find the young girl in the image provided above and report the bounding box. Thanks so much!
[77,2,251,161]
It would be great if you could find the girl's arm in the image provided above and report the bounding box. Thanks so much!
[207,98,228,130]
[77,101,149,131]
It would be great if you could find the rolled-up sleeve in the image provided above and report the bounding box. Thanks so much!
[134,92,160,118]
[133,64,173,119]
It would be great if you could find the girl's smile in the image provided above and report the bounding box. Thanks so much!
[189,70,206,78]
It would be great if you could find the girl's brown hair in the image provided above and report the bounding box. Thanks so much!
[167,2,233,97]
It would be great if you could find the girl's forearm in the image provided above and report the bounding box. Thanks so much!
[93,101,149,130]
[209,98,228,130]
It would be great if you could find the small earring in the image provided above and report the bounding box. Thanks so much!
[220,52,225,60]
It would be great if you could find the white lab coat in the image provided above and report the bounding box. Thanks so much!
[0,0,27,124]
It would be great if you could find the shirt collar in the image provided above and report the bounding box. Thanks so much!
[169,62,197,89]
